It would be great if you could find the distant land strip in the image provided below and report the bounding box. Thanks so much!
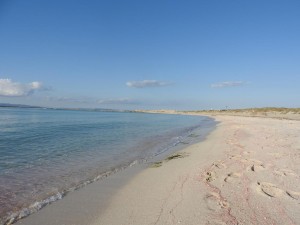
[133,107,300,121]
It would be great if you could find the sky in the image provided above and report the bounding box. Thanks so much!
[0,0,299,110]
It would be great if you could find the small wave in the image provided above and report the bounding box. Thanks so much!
[1,159,142,225]
[129,160,138,167]
[2,192,64,225]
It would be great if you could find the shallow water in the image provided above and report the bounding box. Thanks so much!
[0,108,215,224]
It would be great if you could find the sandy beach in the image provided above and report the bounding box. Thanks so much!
[17,115,300,225]
[92,115,300,225]
[2,1,299,224]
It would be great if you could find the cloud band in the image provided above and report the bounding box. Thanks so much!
[211,81,246,88]
[0,79,45,97]
[126,80,171,88]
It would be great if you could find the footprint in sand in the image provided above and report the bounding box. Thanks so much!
[241,158,266,168]
[247,164,266,172]
[257,182,284,197]
[224,172,242,183]
[204,192,229,211]
[286,190,300,200]
[212,161,227,169]
[205,171,217,182]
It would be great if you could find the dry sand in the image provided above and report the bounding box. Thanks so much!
[93,115,300,225]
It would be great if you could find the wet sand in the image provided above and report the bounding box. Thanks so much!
[17,115,300,225]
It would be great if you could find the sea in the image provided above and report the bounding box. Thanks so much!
[0,107,216,224]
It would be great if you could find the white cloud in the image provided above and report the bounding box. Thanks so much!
[126,80,171,88]
[0,79,45,97]
[44,96,138,105]
[211,81,246,88]
[55,97,89,103]
[98,98,138,105]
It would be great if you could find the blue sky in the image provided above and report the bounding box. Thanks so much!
[0,0,299,110]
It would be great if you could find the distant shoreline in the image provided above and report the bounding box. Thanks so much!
[2,103,300,117]
[133,107,300,121]
[0,103,127,113]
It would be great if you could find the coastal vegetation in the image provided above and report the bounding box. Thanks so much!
[188,107,300,114]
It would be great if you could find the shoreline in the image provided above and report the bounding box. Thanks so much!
[13,115,216,225]
[16,115,300,225]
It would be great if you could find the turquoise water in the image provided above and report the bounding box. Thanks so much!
[0,107,215,224]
